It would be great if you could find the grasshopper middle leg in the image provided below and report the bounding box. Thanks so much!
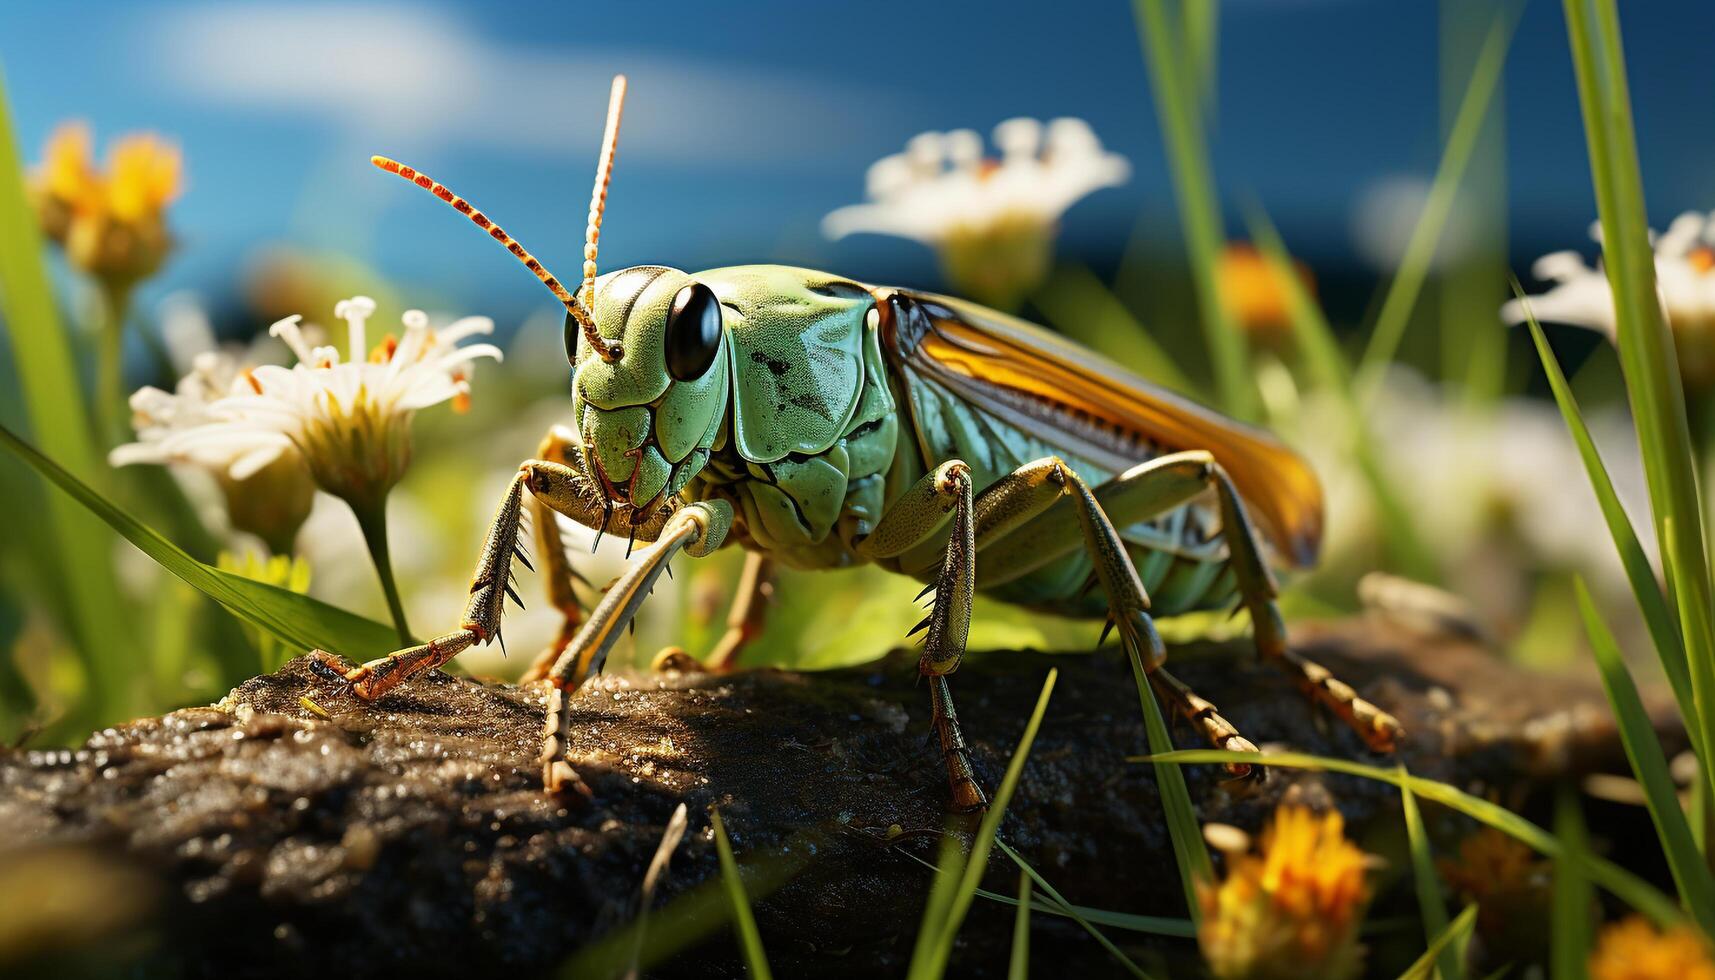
[859,456,1261,809]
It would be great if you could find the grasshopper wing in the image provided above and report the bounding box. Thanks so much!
[877,288,1323,569]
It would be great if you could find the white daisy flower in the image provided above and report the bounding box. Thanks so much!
[143,296,502,508]
[822,118,1129,309]
[1502,212,1715,387]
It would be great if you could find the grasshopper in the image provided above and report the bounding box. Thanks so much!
[309,76,1401,809]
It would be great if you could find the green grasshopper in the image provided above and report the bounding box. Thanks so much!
[309,76,1400,809]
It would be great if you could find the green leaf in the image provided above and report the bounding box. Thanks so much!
[1132,0,1258,421]
[1563,0,1715,825]
[1575,577,1715,934]
[711,810,772,980]
[1008,871,1032,980]
[1522,303,1696,751]
[1135,749,1684,927]
[909,669,1058,980]
[0,67,141,725]
[0,422,400,662]
[1397,905,1479,980]
[1399,767,1459,979]
[1355,12,1515,390]
[1551,783,1594,980]
[998,840,1156,980]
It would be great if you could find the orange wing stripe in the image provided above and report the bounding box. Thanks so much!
[890,291,1323,568]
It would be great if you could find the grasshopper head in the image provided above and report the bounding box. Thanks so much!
[567,266,727,517]
[372,76,728,525]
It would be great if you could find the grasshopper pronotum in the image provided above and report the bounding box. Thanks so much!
[310,76,1400,810]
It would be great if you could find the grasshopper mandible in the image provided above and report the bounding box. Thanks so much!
[309,76,1401,809]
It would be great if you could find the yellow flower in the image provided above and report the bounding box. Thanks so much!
[1589,917,1715,980]
[29,121,182,287]
[1218,242,1313,348]
[1198,806,1370,980]
[106,134,182,223]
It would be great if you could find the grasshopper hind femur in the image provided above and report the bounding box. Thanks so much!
[369,74,630,363]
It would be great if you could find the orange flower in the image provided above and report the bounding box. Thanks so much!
[1198,806,1370,980]
[1217,242,1314,347]
[28,121,182,287]
[1589,917,1715,980]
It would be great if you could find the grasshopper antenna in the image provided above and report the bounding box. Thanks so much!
[369,75,629,363]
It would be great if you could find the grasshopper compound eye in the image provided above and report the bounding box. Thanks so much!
[664,282,722,380]
[563,311,582,364]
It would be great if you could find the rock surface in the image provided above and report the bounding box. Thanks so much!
[0,619,1664,978]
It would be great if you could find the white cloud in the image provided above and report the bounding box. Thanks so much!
[145,3,897,166]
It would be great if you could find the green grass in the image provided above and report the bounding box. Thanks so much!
[1576,577,1715,933]
[710,809,772,980]
[907,668,1057,980]
[1137,748,1684,927]
[0,422,401,660]
[1399,767,1459,980]
[1133,0,1258,421]
[997,839,1155,979]
[1397,904,1479,980]
[1551,784,1595,980]
[1246,204,1436,581]
[1523,305,1696,746]
[1355,11,1515,393]
[1008,871,1032,980]
[1132,654,1214,921]
[1562,0,1715,843]
[0,67,140,727]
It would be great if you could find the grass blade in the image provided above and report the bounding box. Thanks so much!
[909,668,1058,980]
[559,833,811,979]
[1399,767,1458,979]
[1521,303,1695,747]
[1008,871,1031,980]
[1033,264,1200,398]
[1245,204,1437,581]
[1133,654,1214,919]
[0,67,141,725]
[1552,783,1594,980]
[710,810,772,980]
[1355,12,1515,390]
[998,840,1156,980]
[0,422,400,661]
[1132,0,1258,421]
[899,848,1198,938]
[1563,0,1715,829]
[1135,748,1683,927]
[1575,576,1715,933]
[1397,904,1479,980]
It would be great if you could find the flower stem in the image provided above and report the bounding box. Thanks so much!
[95,278,133,446]
[350,496,412,644]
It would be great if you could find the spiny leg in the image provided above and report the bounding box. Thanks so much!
[699,551,775,673]
[539,500,733,795]
[895,454,1262,776]
[1206,462,1402,751]
[309,468,529,699]
[857,460,985,810]
[522,427,592,683]
[969,450,1400,752]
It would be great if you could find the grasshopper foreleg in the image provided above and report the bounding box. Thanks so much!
[537,499,733,795]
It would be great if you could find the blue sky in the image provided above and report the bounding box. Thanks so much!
[4,1,1714,328]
